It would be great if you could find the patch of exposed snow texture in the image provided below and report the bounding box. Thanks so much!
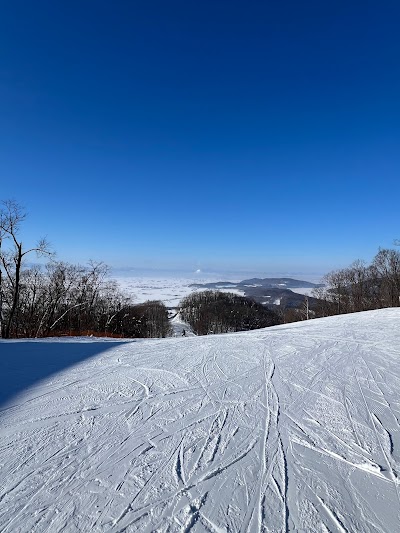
[1,309,400,532]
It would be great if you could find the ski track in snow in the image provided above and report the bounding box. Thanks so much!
[1,309,400,531]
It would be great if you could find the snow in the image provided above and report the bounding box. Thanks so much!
[217,288,245,297]
[1,309,400,531]
[113,275,241,306]
[170,313,196,337]
[111,274,318,306]
[290,287,317,296]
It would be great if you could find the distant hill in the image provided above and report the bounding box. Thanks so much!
[190,277,323,290]
[239,277,322,289]
[189,277,324,309]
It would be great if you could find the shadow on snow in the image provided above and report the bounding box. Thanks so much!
[0,339,127,410]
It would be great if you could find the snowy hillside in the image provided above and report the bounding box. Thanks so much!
[1,309,400,532]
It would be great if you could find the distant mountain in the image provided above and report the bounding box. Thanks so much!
[190,277,323,290]
[243,287,321,310]
[189,277,324,310]
[238,277,322,289]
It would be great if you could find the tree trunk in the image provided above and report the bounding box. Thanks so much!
[4,243,22,339]
[0,266,3,338]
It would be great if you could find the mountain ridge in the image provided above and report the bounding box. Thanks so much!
[189,277,324,309]
[190,276,323,289]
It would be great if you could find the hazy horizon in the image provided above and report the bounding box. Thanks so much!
[110,266,325,283]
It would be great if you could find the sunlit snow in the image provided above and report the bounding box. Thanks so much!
[1,309,400,531]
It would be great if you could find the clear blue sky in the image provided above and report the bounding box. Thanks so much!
[1,1,399,276]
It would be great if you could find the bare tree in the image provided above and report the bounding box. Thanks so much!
[180,291,280,335]
[0,200,174,339]
[0,200,52,338]
[372,248,400,307]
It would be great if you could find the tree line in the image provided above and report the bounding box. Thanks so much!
[180,290,280,335]
[0,200,170,339]
[312,248,400,316]
[3,199,395,339]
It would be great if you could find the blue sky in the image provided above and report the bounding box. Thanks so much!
[1,1,399,276]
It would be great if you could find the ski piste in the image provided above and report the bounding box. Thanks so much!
[1,308,399,531]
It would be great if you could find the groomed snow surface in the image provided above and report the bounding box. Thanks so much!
[1,309,400,532]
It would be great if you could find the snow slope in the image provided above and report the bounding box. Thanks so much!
[170,313,196,337]
[1,309,400,532]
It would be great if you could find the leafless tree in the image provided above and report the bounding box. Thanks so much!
[0,199,174,339]
[371,248,400,307]
[313,247,400,318]
[0,200,52,338]
[180,291,280,335]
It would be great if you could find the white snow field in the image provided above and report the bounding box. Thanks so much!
[1,309,400,532]
[112,275,241,306]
